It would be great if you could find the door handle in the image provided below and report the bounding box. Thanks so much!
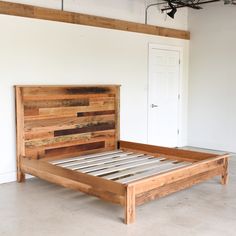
[151,104,158,108]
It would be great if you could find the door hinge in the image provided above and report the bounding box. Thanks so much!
[178,94,180,100]
[177,129,180,135]
[179,59,181,65]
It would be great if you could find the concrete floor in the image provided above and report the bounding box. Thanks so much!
[0,149,235,236]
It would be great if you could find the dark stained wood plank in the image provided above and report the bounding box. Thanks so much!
[0,1,190,40]
[54,121,115,136]
[23,93,115,101]
[22,86,116,96]
[77,110,115,117]
[45,141,106,157]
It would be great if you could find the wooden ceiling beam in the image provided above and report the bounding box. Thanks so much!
[0,1,190,40]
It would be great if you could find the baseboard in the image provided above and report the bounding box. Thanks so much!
[0,171,17,184]
[0,171,34,185]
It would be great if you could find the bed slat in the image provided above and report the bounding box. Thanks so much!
[89,157,165,176]
[118,162,190,183]
[58,152,133,168]
[76,154,151,173]
[51,150,123,165]
[104,160,174,180]
[67,153,145,170]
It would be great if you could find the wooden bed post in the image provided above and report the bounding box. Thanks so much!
[17,165,25,183]
[15,86,25,183]
[221,157,229,185]
[124,185,135,224]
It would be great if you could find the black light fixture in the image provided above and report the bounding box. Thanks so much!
[167,8,177,18]
[145,0,236,23]
[166,1,177,18]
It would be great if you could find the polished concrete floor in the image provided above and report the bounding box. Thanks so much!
[0,148,235,236]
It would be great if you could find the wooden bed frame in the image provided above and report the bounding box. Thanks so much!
[15,85,229,224]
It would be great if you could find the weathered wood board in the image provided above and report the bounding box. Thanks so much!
[15,85,120,161]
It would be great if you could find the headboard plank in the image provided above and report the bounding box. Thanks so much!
[15,85,120,161]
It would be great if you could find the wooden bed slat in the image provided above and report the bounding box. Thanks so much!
[118,162,190,184]
[58,152,133,168]
[104,159,173,180]
[90,157,164,176]
[75,154,150,173]
[51,150,123,165]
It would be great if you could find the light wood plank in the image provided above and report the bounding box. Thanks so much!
[76,154,150,173]
[58,152,133,168]
[125,186,135,224]
[0,1,190,40]
[15,86,26,182]
[21,158,125,195]
[118,162,189,184]
[135,167,223,206]
[132,156,227,194]
[90,157,164,176]
[221,157,229,185]
[51,150,124,165]
[119,140,219,161]
[104,159,172,180]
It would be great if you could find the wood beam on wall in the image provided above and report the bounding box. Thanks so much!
[0,1,190,40]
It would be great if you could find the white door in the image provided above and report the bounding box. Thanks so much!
[148,47,180,147]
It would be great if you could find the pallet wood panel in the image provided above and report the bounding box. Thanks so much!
[15,85,120,162]
[0,1,190,40]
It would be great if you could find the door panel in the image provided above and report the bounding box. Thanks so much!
[148,48,180,147]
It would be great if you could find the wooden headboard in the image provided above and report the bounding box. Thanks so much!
[15,85,120,162]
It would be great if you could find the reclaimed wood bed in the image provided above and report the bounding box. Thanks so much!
[15,85,229,224]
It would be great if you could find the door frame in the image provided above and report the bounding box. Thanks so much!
[147,43,184,147]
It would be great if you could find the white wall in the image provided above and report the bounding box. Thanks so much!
[188,3,236,153]
[0,1,189,184]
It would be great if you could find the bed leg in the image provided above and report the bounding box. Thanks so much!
[17,170,25,183]
[221,157,229,185]
[124,186,135,224]
[17,163,25,183]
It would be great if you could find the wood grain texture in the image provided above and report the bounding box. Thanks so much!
[15,85,120,160]
[131,156,227,195]
[221,157,229,185]
[0,1,190,40]
[136,167,222,206]
[21,158,125,196]
[15,86,229,225]
[119,140,218,161]
[125,186,135,224]
[15,87,26,182]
